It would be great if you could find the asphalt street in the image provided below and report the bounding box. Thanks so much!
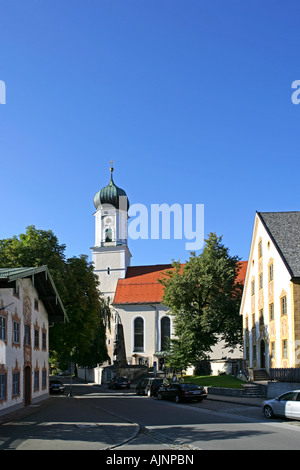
[0,379,300,451]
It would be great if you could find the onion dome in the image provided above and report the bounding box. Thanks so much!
[93,164,129,211]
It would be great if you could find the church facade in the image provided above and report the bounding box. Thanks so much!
[89,165,245,378]
[91,164,173,369]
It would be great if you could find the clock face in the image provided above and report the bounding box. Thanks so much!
[105,217,113,226]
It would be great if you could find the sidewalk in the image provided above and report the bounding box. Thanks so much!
[0,394,140,450]
[207,393,265,407]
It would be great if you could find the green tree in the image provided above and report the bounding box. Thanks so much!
[0,225,110,368]
[159,233,244,371]
[0,225,66,273]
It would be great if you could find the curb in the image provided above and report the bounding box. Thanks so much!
[207,394,264,407]
[103,422,140,450]
[95,406,141,450]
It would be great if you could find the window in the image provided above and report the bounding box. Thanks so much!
[25,324,30,346]
[161,316,171,351]
[269,303,274,321]
[133,317,144,352]
[42,370,47,389]
[279,392,296,402]
[105,228,112,242]
[0,373,6,400]
[34,298,39,311]
[0,316,6,341]
[13,282,19,297]
[269,263,274,282]
[34,329,39,348]
[270,342,275,359]
[282,339,288,358]
[13,321,20,344]
[42,331,47,350]
[259,273,263,290]
[281,296,287,316]
[252,344,257,363]
[251,280,255,296]
[34,370,39,391]
[259,308,264,326]
[13,372,20,397]
[258,241,263,258]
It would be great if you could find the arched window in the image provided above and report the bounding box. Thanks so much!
[161,316,170,351]
[105,228,112,242]
[134,317,144,352]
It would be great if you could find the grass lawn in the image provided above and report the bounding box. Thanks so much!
[183,374,245,389]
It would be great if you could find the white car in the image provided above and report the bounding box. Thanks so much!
[263,390,300,420]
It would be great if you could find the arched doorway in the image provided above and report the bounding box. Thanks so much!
[260,340,266,369]
[24,366,31,406]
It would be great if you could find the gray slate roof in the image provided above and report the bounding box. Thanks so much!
[258,211,300,280]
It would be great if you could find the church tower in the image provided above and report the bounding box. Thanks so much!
[91,163,132,301]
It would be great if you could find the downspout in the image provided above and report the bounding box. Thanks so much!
[151,304,159,363]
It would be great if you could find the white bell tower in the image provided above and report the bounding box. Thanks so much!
[91,163,131,301]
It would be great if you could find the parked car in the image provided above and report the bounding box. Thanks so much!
[136,378,165,397]
[58,370,71,376]
[108,376,130,390]
[157,382,207,403]
[49,378,65,394]
[263,390,300,420]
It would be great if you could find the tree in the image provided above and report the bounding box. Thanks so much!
[0,225,110,368]
[159,233,244,371]
[50,255,111,367]
[0,225,66,274]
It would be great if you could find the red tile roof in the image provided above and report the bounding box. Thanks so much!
[113,261,248,305]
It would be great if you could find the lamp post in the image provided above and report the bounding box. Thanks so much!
[68,349,75,397]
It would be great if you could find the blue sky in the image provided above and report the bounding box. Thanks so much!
[0,1,300,267]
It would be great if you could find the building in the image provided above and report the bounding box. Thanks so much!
[0,266,67,415]
[89,165,246,378]
[240,211,300,373]
[113,264,174,369]
[90,165,178,368]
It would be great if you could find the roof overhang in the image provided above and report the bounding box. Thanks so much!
[0,266,68,323]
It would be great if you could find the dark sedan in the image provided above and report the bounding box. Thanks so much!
[136,378,164,397]
[157,383,207,403]
[49,379,65,394]
[108,377,131,389]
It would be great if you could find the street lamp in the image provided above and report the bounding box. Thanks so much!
[0,302,14,311]
[68,349,75,397]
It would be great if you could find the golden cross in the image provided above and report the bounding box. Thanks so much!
[109,160,114,172]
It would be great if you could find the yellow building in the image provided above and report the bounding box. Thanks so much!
[240,212,300,373]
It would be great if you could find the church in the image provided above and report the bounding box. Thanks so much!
[86,164,246,381]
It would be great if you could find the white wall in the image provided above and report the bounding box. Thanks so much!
[0,279,49,414]
[115,304,172,366]
[241,214,293,369]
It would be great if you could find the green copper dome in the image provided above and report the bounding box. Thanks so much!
[94,168,129,211]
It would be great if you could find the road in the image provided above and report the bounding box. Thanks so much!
[1,380,300,451]
[101,388,300,450]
